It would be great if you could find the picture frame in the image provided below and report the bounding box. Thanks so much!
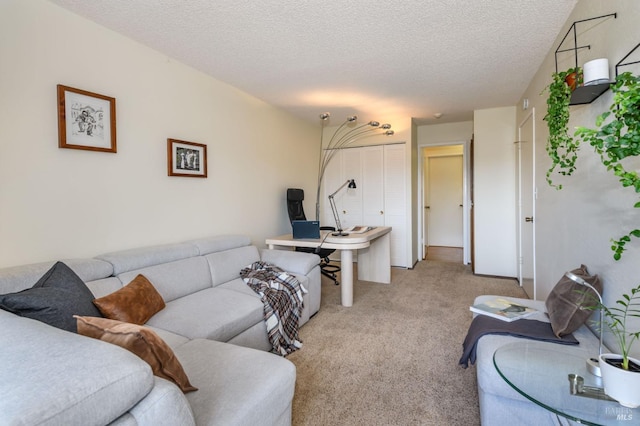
[167,139,208,178]
[57,85,117,153]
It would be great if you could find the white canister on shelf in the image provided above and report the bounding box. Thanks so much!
[583,58,610,86]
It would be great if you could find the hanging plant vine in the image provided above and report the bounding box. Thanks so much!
[543,68,582,189]
[575,71,640,260]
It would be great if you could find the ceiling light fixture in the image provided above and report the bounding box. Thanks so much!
[315,113,394,220]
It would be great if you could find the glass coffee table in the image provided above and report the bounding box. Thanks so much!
[493,342,637,425]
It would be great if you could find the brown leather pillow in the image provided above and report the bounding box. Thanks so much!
[93,275,165,325]
[545,265,602,337]
[75,315,197,393]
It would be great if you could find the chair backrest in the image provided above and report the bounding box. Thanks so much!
[286,188,306,223]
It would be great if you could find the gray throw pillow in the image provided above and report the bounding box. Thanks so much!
[0,261,102,332]
[545,264,602,337]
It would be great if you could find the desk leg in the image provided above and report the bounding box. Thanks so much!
[357,232,391,283]
[340,249,354,307]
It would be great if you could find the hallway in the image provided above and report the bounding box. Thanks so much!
[425,246,463,263]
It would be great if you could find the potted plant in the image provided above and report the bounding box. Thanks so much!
[564,68,583,91]
[575,71,640,260]
[543,67,581,189]
[594,283,640,407]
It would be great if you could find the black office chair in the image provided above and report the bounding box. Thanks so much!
[286,188,340,285]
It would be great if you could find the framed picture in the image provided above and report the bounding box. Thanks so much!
[167,139,208,178]
[57,85,116,153]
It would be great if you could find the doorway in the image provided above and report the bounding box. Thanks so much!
[516,110,536,298]
[421,144,467,263]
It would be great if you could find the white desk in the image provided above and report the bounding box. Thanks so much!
[266,226,391,307]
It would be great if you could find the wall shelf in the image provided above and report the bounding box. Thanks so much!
[569,41,640,105]
[615,42,640,77]
[555,13,616,105]
[569,82,611,105]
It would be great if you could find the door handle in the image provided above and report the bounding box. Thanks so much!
[425,206,430,209]
[525,217,534,222]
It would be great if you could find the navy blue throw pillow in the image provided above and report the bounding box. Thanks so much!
[0,261,102,332]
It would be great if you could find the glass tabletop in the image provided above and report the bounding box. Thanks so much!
[493,341,637,425]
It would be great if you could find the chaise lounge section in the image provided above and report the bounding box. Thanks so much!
[471,295,603,425]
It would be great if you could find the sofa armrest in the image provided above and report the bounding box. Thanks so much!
[259,248,320,276]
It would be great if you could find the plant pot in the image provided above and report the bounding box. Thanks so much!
[565,72,579,91]
[599,354,640,408]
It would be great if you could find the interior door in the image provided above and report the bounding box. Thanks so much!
[362,146,385,227]
[427,155,463,247]
[517,111,535,298]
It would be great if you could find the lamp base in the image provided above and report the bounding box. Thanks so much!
[331,231,349,237]
[587,357,602,377]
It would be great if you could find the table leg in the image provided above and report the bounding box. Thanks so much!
[340,249,354,307]
[357,232,391,283]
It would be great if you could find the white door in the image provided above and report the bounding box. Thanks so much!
[340,148,363,230]
[427,155,463,247]
[384,144,407,267]
[321,144,408,267]
[362,146,385,227]
[517,111,535,298]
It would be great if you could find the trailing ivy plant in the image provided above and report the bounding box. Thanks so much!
[575,71,640,260]
[543,68,582,189]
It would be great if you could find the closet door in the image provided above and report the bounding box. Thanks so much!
[384,144,407,267]
[362,146,385,226]
[338,148,363,229]
[321,144,408,268]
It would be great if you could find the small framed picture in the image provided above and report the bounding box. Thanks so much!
[57,85,116,153]
[167,139,208,178]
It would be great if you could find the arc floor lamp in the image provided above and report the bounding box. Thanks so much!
[314,113,394,225]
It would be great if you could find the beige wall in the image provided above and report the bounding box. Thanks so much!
[518,1,639,355]
[416,121,473,146]
[0,0,318,267]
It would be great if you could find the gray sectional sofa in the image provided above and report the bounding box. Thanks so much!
[0,235,322,426]
[472,295,603,425]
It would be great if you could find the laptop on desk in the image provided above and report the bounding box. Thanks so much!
[292,220,320,239]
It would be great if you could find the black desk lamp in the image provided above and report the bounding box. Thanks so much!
[328,179,356,236]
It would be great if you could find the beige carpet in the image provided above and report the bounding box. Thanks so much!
[288,260,528,425]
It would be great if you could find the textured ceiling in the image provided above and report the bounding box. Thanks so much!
[49,0,577,127]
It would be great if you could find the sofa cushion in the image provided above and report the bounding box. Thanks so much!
[97,242,199,276]
[174,338,296,425]
[86,276,126,299]
[259,248,321,276]
[76,316,197,393]
[146,287,264,342]
[545,265,602,337]
[203,245,261,287]
[117,256,212,303]
[187,234,251,256]
[0,258,113,294]
[93,274,165,324]
[0,309,153,426]
[0,261,102,332]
